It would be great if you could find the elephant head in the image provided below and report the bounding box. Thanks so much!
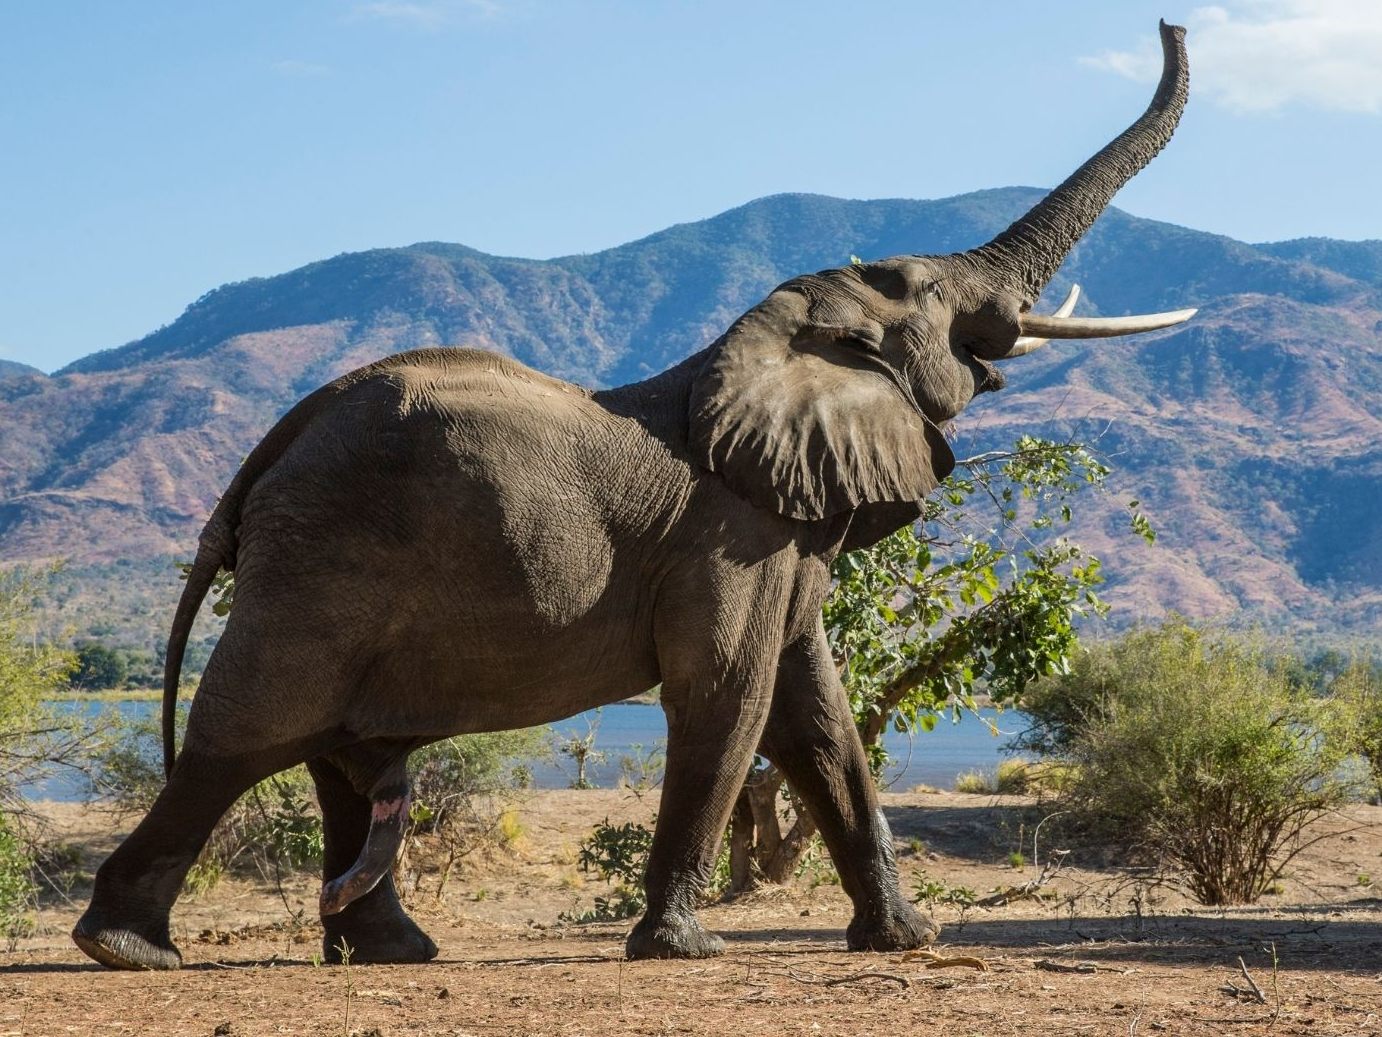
[690,20,1193,522]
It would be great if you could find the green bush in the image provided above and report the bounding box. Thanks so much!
[71,643,127,690]
[399,728,546,896]
[1033,621,1360,905]
[911,872,977,909]
[0,814,36,945]
[1329,659,1382,802]
[563,816,736,923]
[952,759,1036,795]
[0,568,76,804]
[577,819,653,888]
[564,818,654,922]
[409,729,545,830]
[0,568,77,941]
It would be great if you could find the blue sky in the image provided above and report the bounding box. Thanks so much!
[2,0,1380,371]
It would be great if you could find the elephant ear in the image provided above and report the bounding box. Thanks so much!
[689,288,954,521]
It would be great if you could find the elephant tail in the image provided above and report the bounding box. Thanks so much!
[163,541,224,778]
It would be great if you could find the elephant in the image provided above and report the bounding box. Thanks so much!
[73,21,1193,971]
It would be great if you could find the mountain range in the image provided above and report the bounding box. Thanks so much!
[2,188,1379,649]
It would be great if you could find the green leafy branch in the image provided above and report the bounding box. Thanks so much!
[825,436,1136,754]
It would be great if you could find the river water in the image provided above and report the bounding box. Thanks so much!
[28,699,1029,800]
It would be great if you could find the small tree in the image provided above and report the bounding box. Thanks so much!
[1326,658,1382,803]
[1032,621,1360,905]
[71,643,127,690]
[728,436,1136,890]
[0,568,77,938]
[555,714,606,790]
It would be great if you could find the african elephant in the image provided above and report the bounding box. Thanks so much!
[73,21,1192,971]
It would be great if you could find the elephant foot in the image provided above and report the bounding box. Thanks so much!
[626,911,725,960]
[322,898,439,965]
[72,909,182,971]
[846,899,939,952]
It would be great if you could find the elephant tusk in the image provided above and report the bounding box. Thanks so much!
[1015,305,1197,345]
[1005,285,1082,357]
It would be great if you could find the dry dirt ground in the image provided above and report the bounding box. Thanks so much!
[4,790,1382,1036]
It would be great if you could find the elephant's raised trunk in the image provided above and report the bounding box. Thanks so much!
[971,20,1189,298]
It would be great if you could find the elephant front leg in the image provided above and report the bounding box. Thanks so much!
[625,641,777,960]
[760,619,938,952]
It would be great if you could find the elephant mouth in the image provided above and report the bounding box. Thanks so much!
[972,355,1005,394]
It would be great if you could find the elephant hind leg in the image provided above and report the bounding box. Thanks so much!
[73,747,299,970]
[310,749,438,965]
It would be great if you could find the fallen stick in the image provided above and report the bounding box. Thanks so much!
[760,968,911,990]
[1234,956,1268,1005]
[901,949,989,972]
[1034,959,1097,974]
[822,971,912,989]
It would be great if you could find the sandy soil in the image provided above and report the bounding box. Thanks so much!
[3,789,1382,1036]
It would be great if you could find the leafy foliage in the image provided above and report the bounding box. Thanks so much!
[825,436,1121,752]
[0,568,76,804]
[565,817,733,923]
[71,643,128,690]
[0,814,35,944]
[911,873,978,910]
[565,819,654,922]
[0,568,80,939]
[1030,620,1361,905]
[577,820,653,890]
[176,562,235,618]
[1326,658,1382,802]
[409,731,544,831]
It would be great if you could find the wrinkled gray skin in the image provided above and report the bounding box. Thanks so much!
[74,23,1189,971]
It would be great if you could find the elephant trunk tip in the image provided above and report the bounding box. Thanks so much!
[969,17,1189,297]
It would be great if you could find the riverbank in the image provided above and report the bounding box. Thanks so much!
[46,688,169,702]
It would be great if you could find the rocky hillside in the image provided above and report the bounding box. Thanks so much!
[2,189,1379,647]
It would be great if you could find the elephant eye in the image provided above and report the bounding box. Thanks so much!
[916,280,943,303]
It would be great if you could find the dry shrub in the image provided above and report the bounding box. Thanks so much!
[952,759,1036,795]
[396,729,545,898]
[1035,621,1360,905]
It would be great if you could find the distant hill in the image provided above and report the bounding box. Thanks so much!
[0,359,45,382]
[2,189,1379,648]
[1257,238,1382,291]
